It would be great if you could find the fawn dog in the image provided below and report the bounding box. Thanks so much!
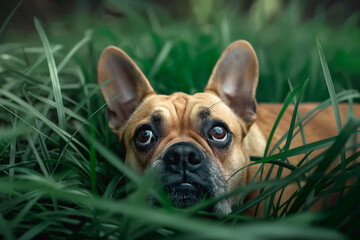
[98,40,360,215]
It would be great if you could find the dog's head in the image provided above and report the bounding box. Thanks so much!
[98,41,258,214]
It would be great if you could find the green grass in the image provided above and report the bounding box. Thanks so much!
[0,1,360,239]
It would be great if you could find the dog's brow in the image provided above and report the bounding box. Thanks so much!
[151,111,163,125]
[198,108,211,120]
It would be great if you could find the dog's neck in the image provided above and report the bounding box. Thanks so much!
[243,122,267,182]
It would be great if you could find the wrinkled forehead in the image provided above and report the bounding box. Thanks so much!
[132,92,243,131]
[150,92,219,118]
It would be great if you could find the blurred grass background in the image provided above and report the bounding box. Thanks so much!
[1,0,359,101]
[0,0,360,239]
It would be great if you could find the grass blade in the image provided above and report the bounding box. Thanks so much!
[289,116,360,214]
[228,135,336,183]
[149,41,173,78]
[89,125,98,195]
[0,0,24,38]
[268,90,360,156]
[27,137,49,177]
[263,84,300,157]
[0,179,346,240]
[0,102,55,144]
[9,112,17,182]
[34,18,65,131]
[79,128,141,185]
[18,221,51,240]
[267,78,309,215]
[11,196,40,227]
[25,44,63,75]
[317,39,347,199]
[317,39,342,133]
[288,79,308,151]
[27,92,88,124]
[0,213,15,240]
[0,90,86,151]
[57,33,91,73]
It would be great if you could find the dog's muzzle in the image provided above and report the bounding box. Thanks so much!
[148,142,231,214]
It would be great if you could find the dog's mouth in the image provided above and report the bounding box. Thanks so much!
[147,167,231,214]
[176,182,199,191]
[164,181,209,209]
[171,182,198,193]
[147,142,231,214]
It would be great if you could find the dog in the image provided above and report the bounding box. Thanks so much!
[97,40,360,215]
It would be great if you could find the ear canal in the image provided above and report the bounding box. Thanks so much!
[205,40,259,127]
[98,46,155,131]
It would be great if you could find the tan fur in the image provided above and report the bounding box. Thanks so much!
[246,103,360,216]
[98,40,360,216]
[120,92,250,189]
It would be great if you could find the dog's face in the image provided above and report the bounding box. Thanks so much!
[98,41,259,214]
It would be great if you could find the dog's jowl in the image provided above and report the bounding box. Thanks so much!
[98,41,360,215]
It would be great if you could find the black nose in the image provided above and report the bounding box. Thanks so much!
[163,142,204,170]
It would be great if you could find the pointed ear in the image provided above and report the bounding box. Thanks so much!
[205,40,258,127]
[98,46,155,131]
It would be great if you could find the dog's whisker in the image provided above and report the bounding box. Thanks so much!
[207,100,225,110]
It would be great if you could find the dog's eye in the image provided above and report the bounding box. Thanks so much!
[137,129,155,145]
[209,126,228,142]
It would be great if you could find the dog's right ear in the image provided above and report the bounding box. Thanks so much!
[205,40,258,129]
[98,46,155,131]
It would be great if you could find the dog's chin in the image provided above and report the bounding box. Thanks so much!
[166,183,208,209]
[148,158,232,214]
[146,181,232,214]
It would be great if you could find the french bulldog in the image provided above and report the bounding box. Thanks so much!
[97,40,359,215]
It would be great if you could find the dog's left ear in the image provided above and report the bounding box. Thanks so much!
[205,40,258,128]
[98,46,155,132]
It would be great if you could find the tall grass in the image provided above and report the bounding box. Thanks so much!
[0,1,359,239]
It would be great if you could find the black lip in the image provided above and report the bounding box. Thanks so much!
[165,180,209,196]
[164,179,201,189]
[163,173,209,192]
[165,182,209,209]
[174,182,198,192]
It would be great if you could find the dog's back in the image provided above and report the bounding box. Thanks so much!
[244,103,360,216]
[257,103,360,150]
